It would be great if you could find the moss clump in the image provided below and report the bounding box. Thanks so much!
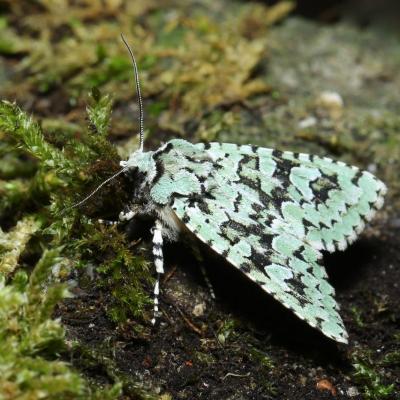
[76,223,152,324]
[352,351,396,399]
[0,90,152,397]
[0,217,41,275]
[0,249,122,399]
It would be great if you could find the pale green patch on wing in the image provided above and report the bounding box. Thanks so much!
[289,166,321,201]
[171,196,348,343]
[151,170,201,204]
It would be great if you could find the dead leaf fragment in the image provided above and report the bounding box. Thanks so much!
[316,379,337,396]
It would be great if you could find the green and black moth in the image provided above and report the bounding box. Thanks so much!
[92,37,387,344]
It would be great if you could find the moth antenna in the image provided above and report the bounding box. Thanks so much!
[62,167,128,213]
[120,33,144,152]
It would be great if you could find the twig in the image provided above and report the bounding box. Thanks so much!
[222,372,250,381]
[174,305,202,335]
[163,264,177,284]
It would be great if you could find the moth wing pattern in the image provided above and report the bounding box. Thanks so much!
[171,195,347,342]
[163,140,386,343]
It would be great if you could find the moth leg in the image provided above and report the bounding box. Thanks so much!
[119,205,136,221]
[200,264,216,300]
[97,205,135,225]
[151,220,164,324]
[191,243,216,300]
[97,219,120,226]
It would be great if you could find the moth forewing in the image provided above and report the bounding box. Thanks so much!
[122,138,386,343]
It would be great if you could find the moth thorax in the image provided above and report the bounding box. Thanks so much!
[122,150,156,177]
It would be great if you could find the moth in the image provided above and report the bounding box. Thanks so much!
[88,37,387,344]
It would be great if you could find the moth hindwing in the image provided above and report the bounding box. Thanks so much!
[120,138,386,343]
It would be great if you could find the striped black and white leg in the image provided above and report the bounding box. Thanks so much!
[97,208,136,226]
[151,220,164,325]
[200,264,216,300]
[97,219,120,226]
[119,208,136,221]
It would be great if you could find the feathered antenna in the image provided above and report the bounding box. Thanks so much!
[120,33,144,152]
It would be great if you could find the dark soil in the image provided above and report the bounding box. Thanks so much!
[60,217,400,399]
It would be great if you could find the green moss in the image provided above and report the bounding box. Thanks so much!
[87,88,113,137]
[248,346,274,370]
[0,217,41,275]
[0,179,29,217]
[0,101,72,172]
[352,351,396,399]
[195,351,216,365]
[0,91,152,397]
[77,225,152,324]
[0,16,24,55]
[246,345,276,395]
[350,306,365,328]
[0,249,122,400]
[0,141,37,179]
[217,318,237,345]
[381,351,400,367]
[85,56,133,88]
[0,0,293,135]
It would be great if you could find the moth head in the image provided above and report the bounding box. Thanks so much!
[120,150,155,175]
